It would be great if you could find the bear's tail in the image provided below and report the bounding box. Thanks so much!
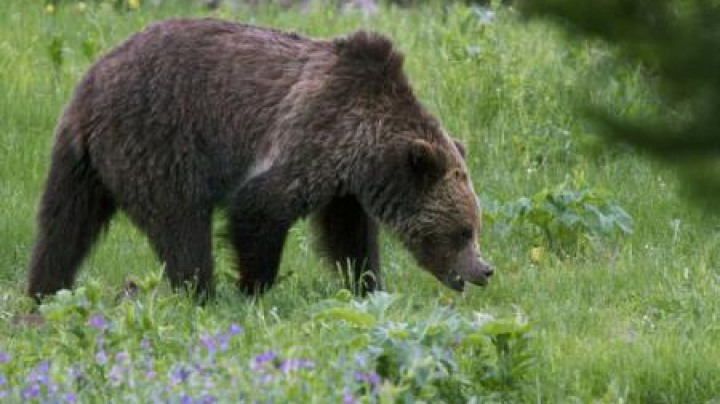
[27,126,116,301]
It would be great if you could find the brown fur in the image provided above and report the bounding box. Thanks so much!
[27,19,492,301]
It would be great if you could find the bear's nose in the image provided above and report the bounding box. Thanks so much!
[478,258,493,277]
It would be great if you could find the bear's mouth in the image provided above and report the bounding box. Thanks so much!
[441,269,489,292]
[441,270,466,292]
[443,273,465,292]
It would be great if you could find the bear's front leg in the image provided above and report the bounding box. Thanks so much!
[228,171,308,296]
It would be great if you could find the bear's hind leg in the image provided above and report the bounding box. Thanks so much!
[27,146,116,301]
[141,211,214,300]
[312,196,381,296]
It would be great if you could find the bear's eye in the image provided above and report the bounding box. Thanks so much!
[454,228,474,246]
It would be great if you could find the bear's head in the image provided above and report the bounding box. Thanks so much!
[394,136,493,292]
[360,132,493,292]
[334,30,493,291]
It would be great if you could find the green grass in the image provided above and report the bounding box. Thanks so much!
[1,1,719,402]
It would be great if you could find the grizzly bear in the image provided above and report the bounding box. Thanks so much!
[26,19,493,300]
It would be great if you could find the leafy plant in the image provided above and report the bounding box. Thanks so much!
[485,183,633,251]
[312,292,535,402]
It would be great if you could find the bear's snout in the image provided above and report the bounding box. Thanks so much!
[455,253,493,288]
[479,258,494,277]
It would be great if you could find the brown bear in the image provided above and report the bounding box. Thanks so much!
[26,19,493,300]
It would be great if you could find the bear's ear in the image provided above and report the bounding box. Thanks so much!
[452,138,467,160]
[333,31,405,85]
[407,139,448,186]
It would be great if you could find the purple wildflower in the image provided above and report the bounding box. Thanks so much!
[216,333,230,352]
[256,372,274,385]
[140,338,151,350]
[70,365,84,381]
[95,350,108,366]
[202,394,218,404]
[37,360,50,374]
[354,371,381,388]
[170,366,192,385]
[252,351,277,370]
[228,323,243,335]
[0,352,9,364]
[115,351,129,364]
[0,375,5,386]
[63,392,77,403]
[21,384,40,399]
[109,364,125,386]
[200,334,216,354]
[343,392,357,404]
[26,361,50,385]
[87,314,106,330]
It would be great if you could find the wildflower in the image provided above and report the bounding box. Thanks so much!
[127,0,140,10]
[87,314,106,330]
[343,392,357,404]
[115,351,129,364]
[200,334,216,354]
[256,372,274,384]
[21,384,40,399]
[44,4,54,14]
[69,365,84,381]
[144,357,155,378]
[63,393,77,403]
[228,323,243,335]
[108,364,126,386]
[252,351,277,370]
[26,361,50,385]
[170,366,192,385]
[202,394,218,404]
[37,361,50,374]
[0,352,9,364]
[95,350,108,366]
[216,333,230,351]
[354,371,381,388]
[530,246,543,264]
[75,2,86,13]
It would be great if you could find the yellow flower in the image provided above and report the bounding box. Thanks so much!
[128,0,140,10]
[530,246,543,264]
[44,3,54,14]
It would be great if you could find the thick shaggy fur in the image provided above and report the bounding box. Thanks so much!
[27,19,491,300]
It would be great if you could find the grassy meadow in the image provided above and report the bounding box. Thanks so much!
[1,0,719,402]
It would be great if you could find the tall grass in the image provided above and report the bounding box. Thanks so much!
[0,0,718,402]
